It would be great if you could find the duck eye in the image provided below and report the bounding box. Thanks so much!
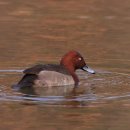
[78,57,82,61]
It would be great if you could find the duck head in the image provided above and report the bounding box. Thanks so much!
[60,50,95,74]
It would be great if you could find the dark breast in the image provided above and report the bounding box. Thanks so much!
[23,64,70,75]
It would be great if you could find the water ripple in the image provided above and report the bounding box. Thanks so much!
[0,69,23,73]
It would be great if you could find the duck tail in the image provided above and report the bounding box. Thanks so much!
[12,74,38,91]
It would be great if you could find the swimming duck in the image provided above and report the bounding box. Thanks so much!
[13,51,95,90]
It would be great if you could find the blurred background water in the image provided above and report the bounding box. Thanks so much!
[0,0,130,130]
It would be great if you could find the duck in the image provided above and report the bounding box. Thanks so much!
[12,51,95,90]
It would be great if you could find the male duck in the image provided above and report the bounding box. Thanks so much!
[13,51,95,90]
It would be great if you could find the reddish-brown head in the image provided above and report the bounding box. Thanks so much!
[60,51,86,71]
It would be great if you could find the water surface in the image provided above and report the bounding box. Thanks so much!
[0,0,130,130]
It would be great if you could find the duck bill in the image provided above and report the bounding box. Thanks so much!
[82,66,95,74]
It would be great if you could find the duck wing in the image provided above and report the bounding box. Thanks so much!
[23,64,70,75]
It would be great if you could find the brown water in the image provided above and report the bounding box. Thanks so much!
[0,0,130,130]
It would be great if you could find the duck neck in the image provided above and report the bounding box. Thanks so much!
[61,63,79,86]
[71,72,79,87]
